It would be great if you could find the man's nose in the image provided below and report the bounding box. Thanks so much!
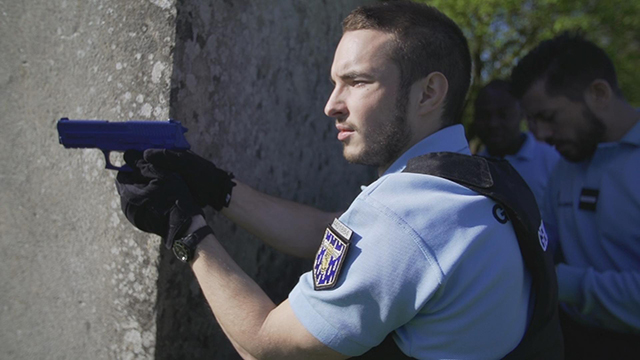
[488,114,502,128]
[324,87,348,119]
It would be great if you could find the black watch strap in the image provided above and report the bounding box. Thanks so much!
[172,226,214,263]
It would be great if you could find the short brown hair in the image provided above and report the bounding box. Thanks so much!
[343,1,472,125]
[511,32,622,101]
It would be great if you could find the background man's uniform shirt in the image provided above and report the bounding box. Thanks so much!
[479,132,560,209]
[542,120,640,334]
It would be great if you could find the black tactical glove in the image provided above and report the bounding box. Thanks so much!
[115,151,203,249]
[143,149,236,211]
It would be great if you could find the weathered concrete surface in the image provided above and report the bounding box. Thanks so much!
[0,0,177,359]
[157,1,375,358]
[0,0,375,359]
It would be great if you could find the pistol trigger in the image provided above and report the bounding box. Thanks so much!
[103,150,117,170]
[102,150,131,171]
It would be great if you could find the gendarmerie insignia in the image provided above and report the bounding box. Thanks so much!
[492,204,509,224]
[538,221,549,251]
[313,218,352,290]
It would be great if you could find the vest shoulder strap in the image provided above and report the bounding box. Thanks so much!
[404,152,563,360]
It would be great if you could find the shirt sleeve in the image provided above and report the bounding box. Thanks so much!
[288,173,531,357]
[557,264,640,333]
[288,183,443,356]
[547,161,640,334]
[541,169,562,263]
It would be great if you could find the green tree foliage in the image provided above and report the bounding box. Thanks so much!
[419,0,640,136]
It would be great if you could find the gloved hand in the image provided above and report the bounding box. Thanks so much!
[115,151,203,249]
[143,149,236,211]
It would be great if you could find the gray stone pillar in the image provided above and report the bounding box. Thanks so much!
[0,1,373,359]
[1,1,177,359]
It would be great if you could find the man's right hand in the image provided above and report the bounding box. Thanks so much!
[143,149,236,211]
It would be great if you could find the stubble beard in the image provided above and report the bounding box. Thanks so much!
[560,107,605,162]
[344,87,412,168]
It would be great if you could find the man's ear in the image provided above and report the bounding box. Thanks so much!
[416,72,448,116]
[584,79,613,110]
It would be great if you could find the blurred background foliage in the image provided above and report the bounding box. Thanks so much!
[417,0,640,142]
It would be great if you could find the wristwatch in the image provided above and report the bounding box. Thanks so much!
[172,226,214,263]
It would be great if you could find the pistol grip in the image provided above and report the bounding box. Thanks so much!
[102,150,132,171]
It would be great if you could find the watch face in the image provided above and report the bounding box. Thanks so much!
[172,241,191,262]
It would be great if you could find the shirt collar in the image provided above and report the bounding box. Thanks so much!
[514,132,536,160]
[383,124,471,176]
[619,119,640,146]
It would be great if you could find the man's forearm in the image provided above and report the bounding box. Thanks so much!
[187,216,346,360]
[187,215,277,358]
[557,263,640,333]
[221,181,342,258]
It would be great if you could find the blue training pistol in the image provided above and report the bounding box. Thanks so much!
[57,118,191,170]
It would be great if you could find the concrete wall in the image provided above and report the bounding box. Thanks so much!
[157,1,375,358]
[0,1,178,359]
[0,0,373,359]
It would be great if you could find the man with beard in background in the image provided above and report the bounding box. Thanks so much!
[511,32,640,359]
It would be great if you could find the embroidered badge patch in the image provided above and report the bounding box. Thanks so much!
[538,221,549,252]
[313,218,352,290]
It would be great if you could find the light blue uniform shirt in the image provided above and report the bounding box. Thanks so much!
[289,125,532,358]
[479,132,560,209]
[543,120,640,334]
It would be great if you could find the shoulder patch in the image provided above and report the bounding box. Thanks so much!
[538,221,549,251]
[313,218,352,290]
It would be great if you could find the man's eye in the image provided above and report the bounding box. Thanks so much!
[351,80,368,87]
[541,115,555,123]
[533,113,554,124]
[475,112,488,122]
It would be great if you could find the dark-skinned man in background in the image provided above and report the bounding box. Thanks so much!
[474,79,560,210]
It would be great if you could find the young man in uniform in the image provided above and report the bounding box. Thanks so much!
[511,32,640,358]
[474,79,560,209]
[116,2,560,358]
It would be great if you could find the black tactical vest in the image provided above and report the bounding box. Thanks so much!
[355,152,564,360]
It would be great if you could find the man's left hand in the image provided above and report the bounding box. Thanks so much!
[115,151,203,249]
